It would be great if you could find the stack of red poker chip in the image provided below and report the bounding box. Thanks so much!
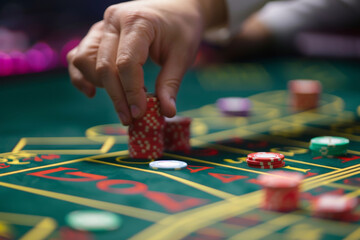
[258,171,304,212]
[288,79,322,111]
[164,116,192,152]
[312,194,358,220]
[128,96,165,159]
[246,152,285,169]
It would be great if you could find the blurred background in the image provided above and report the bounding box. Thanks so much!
[0,0,359,78]
[0,0,126,77]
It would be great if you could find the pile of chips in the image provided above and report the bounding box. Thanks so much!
[312,194,357,220]
[309,136,349,157]
[288,79,322,111]
[246,152,285,169]
[128,96,165,159]
[164,116,192,152]
[216,97,251,116]
[259,171,304,212]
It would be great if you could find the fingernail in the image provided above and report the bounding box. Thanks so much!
[118,112,128,124]
[170,98,177,112]
[130,105,140,118]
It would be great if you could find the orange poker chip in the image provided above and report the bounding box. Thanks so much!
[247,152,284,162]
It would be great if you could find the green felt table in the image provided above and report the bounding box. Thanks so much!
[0,57,359,240]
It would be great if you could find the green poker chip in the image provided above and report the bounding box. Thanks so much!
[66,210,122,231]
[309,136,349,157]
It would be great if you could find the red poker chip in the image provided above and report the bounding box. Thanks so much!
[246,158,285,166]
[247,152,284,162]
[247,161,285,169]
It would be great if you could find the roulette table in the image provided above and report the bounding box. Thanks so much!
[0,57,359,240]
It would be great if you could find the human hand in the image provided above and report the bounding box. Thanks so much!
[67,0,225,125]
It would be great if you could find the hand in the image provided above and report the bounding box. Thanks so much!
[67,0,221,125]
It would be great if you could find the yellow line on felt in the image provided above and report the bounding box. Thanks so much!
[19,217,57,240]
[100,137,115,153]
[303,164,360,182]
[86,159,235,199]
[0,159,85,177]
[303,164,360,184]
[346,189,360,198]
[12,138,27,153]
[229,214,305,240]
[0,212,48,226]
[193,134,339,170]
[0,150,129,178]
[130,192,261,240]
[343,226,360,240]
[303,170,360,192]
[326,183,360,191]
[0,181,167,222]
[25,137,109,144]
[163,153,274,176]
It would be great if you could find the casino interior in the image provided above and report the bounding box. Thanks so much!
[0,1,359,239]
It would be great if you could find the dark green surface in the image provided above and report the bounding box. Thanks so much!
[0,57,359,240]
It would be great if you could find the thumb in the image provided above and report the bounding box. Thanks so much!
[155,53,188,117]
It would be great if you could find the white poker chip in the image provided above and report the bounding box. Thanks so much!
[66,210,122,231]
[149,160,188,170]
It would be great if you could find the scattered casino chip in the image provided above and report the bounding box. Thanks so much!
[259,171,304,212]
[288,79,322,111]
[216,97,251,116]
[128,94,165,159]
[247,161,285,169]
[66,210,122,231]
[309,136,349,157]
[246,158,285,166]
[247,152,285,162]
[164,116,192,152]
[149,160,188,170]
[312,194,358,220]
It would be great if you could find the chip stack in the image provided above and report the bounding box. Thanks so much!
[259,171,304,212]
[164,116,192,152]
[312,194,357,220]
[288,79,322,111]
[246,152,285,169]
[128,95,165,159]
[309,136,349,157]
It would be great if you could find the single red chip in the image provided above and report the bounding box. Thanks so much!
[246,158,285,166]
[247,152,285,162]
[247,161,285,169]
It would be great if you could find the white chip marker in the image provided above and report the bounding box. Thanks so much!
[149,160,188,170]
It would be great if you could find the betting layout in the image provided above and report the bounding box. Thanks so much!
[0,79,359,239]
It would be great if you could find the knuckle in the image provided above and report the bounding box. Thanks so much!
[116,54,134,70]
[104,5,118,22]
[96,59,112,73]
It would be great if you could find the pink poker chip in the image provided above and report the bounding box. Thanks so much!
[247,152,285,162]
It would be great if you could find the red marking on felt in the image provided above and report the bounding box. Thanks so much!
[313,156,322,160]
[97,180,148,194]
[60,227,93,240]
[247,141,268,148]
[246,179,262,185]
[304,172,318,178]
[144,192,206,212]
[33,156,43,162]
[337,155,360,163]
[187,165,214,173]
[41,154,60,160]
[0,163,9,169]
[208,173,248,183]
[28,167,107,182]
